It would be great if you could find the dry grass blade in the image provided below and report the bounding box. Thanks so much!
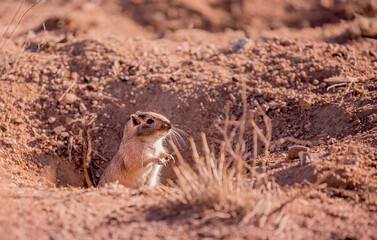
[80,115,97,188]
[164,87,279,222]
[253,100,272,157]
[0,0,24,48]
[270,137,313,151]
[0,0,42,50]
[81,127,93,188]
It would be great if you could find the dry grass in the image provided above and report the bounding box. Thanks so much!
[0,0,44,82]
[164,82,281,225]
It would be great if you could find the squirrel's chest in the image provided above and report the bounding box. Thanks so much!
[146,140,164,157]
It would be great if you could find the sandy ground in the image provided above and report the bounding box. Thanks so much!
[0,0,376,239]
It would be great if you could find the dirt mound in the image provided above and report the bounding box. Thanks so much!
[119,0,377,33]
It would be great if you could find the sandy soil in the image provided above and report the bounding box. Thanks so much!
[0,0,376,239]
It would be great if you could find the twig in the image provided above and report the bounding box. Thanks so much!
[57,82,76,103]
[326,82,348,90]
[338,80,357,106]
[81,122,94,188]
[236,81,248,188]
[254,100,272,157]
[68,136,73,162]
[91,158,104,170]
[270,137,313,151]
[93,150,109,163]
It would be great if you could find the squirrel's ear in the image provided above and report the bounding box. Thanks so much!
[131,114,141,125]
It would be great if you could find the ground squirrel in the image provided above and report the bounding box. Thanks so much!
[98,111,176,188]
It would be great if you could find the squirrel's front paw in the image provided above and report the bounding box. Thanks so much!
[154,158,168,166]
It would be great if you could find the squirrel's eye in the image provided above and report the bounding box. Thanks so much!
[146,119,154,124]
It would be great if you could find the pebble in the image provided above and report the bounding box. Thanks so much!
[40,95,49,101]
[53,126,65,135]
[268,101,282,110]
[13,118,24,124]
[65,93,77,104]
[2,137,17,147]
[329,146,341,155]
[346,145,361,155]
[71,72,79,81]
[79,102,87,113]
[48,117,56,124]
[0,123,8,132]
[31,72,40,82]
[39,134,48,140]
[87,83,97,91]
[288,145,309,160]
[60,132,69,138]
[299,152,313,165]
[65,117,74,124]
[299,97,312,110]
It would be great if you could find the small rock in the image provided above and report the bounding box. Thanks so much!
[345,156,358,165]
[13,118,24,124]
[65,93,77,104]
[346,145,361,155]
[87,83,97,91]
[153,76,168,83]
[280,39,293,46]
[0,123,8,132]
[232,38,249,52]
[60,132,69,138]
[319,82,327,88]
[299,97,312,110]
[299,152,313,165]
[288,145,309,160]
[50,140,58,146]
[312,79,319,85]
[53,126,65,135]
[95,93,103,100]
[39,134,48,140]
[65,117,74,124]
[40,95,49,101]
[71,72,79,81]
[268,101,280,110]
[7,75,16,81]
[2,137,17,147]
[329,146,341,155]
[79,102,87,113]
[31,72,40,82]
[48,117,56,124]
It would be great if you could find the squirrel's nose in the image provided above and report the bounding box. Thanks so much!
[164,122,172,129]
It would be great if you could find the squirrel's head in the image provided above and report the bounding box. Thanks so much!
[124,111,172,142]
